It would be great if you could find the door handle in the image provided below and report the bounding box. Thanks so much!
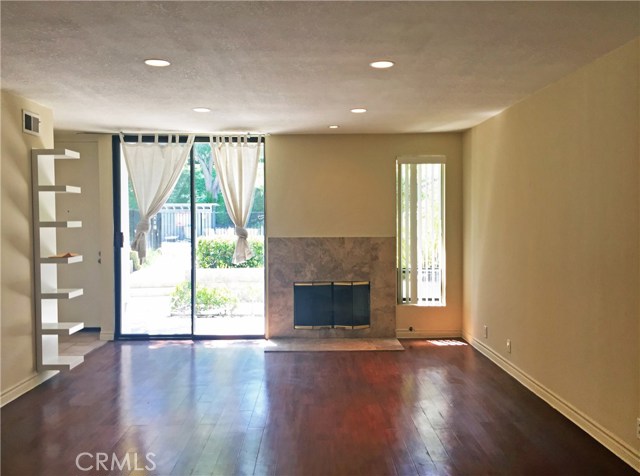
[115,232,124,248]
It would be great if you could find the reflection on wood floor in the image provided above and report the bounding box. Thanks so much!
[1,339,634,476]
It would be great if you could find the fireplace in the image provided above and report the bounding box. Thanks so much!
[267,237,396,338]
[293,281,370,329]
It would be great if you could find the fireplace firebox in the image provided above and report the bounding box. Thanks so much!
[293,281,370,329]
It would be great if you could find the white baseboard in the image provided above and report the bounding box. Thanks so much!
[396,329,462,339]
[470,337,640,472]
[1,370,58,407]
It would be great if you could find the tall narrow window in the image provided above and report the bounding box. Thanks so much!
[397,156,446,305]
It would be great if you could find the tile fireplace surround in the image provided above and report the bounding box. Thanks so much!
[267,237,396,338]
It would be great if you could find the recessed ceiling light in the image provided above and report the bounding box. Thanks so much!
[328,125,339,129]
[144,59,171,67]
[193,107,211,113]
[370,60,395,69]
[350,108,367,114]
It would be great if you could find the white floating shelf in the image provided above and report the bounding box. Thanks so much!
[40,255,83,264]
[32,148,80,160]
[41,288,84,299]
[39,221,82,228]
[32,147,86,374]
[42,322,84,335]
[38,185,81,194]
[41,355,84,371]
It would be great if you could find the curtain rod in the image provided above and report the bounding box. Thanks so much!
[118,134,265,144]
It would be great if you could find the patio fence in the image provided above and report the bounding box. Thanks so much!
[398,267,443,304]
[129,203,263,250]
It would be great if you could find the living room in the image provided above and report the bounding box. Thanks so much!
[1,2,639,474]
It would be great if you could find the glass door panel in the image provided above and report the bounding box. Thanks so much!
[120,156,192,335]
[192,143,265,336]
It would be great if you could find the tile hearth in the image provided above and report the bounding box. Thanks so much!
[264,338,404,352]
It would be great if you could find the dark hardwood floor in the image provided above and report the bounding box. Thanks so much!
[1,339,635,476]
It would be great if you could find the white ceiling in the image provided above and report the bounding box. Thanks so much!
[1,1,638,134]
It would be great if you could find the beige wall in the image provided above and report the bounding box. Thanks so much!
[463,38,639,460]
[1,91,55,399]
[266,134,463,335]
[54,133,115,338]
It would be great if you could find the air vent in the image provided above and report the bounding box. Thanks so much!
[23,110,41,136]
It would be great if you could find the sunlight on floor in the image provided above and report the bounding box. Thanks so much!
[427,339,468,346]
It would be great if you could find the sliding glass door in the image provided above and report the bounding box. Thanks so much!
[115,136,265,338]
[192,143,265,336]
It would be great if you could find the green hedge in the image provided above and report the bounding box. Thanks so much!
[171,281,237,315]
[130,250,141,271]
[197,238,264,269]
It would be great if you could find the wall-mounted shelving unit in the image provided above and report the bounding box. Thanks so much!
[31,148,85,371]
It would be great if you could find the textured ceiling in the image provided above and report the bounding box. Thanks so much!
[1,1,639,134]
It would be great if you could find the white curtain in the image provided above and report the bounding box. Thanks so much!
[120,133,194,261]
[211,136,262,264]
